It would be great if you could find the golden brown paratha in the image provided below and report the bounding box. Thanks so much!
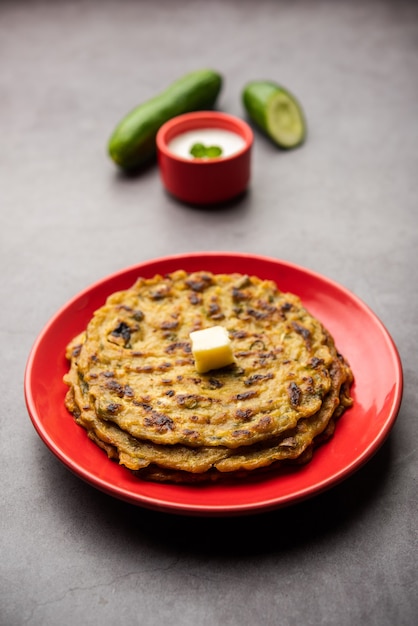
[63,270,353,483]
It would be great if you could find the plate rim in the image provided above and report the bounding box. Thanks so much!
[24,252,404,516]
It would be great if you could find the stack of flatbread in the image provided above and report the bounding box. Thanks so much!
[64,270,353,483]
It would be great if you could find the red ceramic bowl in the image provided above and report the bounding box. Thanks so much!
[156,111,253,205]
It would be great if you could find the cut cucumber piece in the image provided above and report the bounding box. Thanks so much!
[242,81,306,149]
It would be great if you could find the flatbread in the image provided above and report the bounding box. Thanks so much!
[64,271,353,482]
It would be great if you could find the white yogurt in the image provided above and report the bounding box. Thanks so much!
[168,128,246,160]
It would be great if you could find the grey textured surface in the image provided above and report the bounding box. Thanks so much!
[1,1,417,625]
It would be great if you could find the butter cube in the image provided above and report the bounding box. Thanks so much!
[190,326,235,374]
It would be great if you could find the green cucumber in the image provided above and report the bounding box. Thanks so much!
[108,69,222,170]
[242,80,306,149]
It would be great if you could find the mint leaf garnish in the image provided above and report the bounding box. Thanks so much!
[205,145,222,158]
[190,143,206,158]
[190,143,223,158]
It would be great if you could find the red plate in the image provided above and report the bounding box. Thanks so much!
[24,252,403,516]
